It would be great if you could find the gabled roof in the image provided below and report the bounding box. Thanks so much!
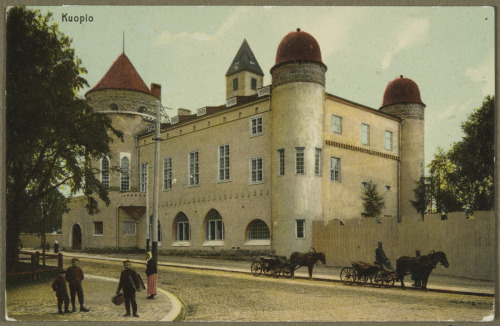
[86,53,152,96]
[225,39,264,76]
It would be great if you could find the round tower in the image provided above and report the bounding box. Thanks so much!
[379,75,425,219]
[270,29,327,255]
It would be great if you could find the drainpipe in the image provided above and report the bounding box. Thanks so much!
[116,205,120,249]
[397,120,402,222]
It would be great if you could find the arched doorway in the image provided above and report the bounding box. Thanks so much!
[71,224,82,250]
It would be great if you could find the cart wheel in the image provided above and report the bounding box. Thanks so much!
[263,264,273,277]
[371,273,383,288]
[356,275,369,285]
[251,261,262,276]
[340,267,357,285]
[383,274,395,288]
[272,265,281,278]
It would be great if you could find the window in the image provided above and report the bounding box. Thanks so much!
[218,145,230,181]
[296,147,305,174]
[248,220,270,240]
[93,222,103,236]
[277,149,285,176]
[175,213,190,241]
[361,124,370,145]
[331,115,342,134]
[384,130,393,151]
[362,182,368,189]
[251,78,257,90]
[120,156,130,191]
[189,151,199,186]
[315,148,322,176]
[109,103,118,111]
[123,221,136,236]
[101,157,109,189]
[140,163,148,192]
[250,157,263,183]
[250,116,263,136]
[296,219,305,239]
[330,157,341,182]
[206,210,224,241]
[163,157,173,190]
[233,78,238,91]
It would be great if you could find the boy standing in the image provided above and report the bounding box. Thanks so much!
[51,272,72,315]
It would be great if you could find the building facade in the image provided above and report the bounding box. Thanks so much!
[61,29,425,256]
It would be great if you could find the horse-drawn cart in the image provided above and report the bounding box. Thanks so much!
[340,261,395,288]
[251,256,295,278]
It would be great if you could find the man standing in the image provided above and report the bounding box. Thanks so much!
[65,258,90,312]
[116,259,141,317]
[375,241,393,271]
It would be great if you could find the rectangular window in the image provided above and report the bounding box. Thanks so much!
[251,78,257,90]
[314,148,322,176]
[296,219,305,239]
[277,149,285,176]
[93,222,103,236]
[123,221,136,236]
[384,130,393,151]
[189,151,199,186]
[176,219,190,241]
[361,123,370,145]
[331,115,342,134]
[296,147,305,174]
[163,157,173,190]
[101,158,109,189]
[330,157,341,182]
[233,78,238,91]
[250,157,263,183]
[250,116,263,136]
[218,145,230,181]
[140,163,148,192]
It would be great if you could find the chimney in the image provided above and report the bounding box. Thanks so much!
[151,83,161,100]
[178,108,191,116]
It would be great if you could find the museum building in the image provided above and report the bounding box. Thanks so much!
[61,29,425,256]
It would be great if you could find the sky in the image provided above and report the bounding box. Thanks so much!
[31,5,496,167]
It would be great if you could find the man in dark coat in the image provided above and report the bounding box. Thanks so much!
[51,272,72,315]
[65,258,90,312]
[116,260,141,317]
[375,241,393,271]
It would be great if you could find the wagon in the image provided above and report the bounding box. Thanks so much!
[251,256,296,278]
[340,261,395,288]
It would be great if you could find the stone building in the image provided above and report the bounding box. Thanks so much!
[61,29,425,256]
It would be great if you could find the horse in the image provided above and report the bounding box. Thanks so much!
[289,247,326,279]
[395,250,449,289]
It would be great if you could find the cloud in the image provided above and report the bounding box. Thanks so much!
[381,18,430,69]
[465,52,494,96]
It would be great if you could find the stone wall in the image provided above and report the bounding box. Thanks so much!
[312,211,495,280]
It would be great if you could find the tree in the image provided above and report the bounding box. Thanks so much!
[6,7,122,268]
[411,176,429,221]
[361,181,385,223]
[20,190,69,235]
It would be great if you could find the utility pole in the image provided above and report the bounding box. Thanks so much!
[151,100,161,262]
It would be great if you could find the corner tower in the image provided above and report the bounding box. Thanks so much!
[379,75,425,219]
[225,39,264,99]
[270,29,327,255]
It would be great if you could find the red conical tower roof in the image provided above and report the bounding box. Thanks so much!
[86,53,152,96]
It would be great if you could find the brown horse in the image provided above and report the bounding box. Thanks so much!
[289,248,326,279]
[396,250,449,289]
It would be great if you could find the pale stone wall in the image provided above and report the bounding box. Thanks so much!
[138,99,273,251]
[312,211,495,280]
[323,98,400,221]
[225,71,263,99]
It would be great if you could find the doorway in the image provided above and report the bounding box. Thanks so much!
[71,224,82,250]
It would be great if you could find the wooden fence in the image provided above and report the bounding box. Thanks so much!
[6,251,64,279]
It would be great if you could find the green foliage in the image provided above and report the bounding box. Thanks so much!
[410,176,429,220]
[361,181,385,222]
[420,96,494,217]
[6,7,123,266]
[20,190,69,234]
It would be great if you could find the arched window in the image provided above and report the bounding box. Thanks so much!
[174,213,190,241]
[109,103,119,111]
[205,210,224,241]
[138,106,147,113]
[101,157,109,189]
[120,156,130,191]
[248,220,270,240]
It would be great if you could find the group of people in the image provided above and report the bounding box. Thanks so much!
[51,252,158,317]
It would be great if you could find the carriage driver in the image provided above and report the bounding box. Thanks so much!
[375,241,393,271]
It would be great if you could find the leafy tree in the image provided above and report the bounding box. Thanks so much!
[361,181,385,223]
[20,190,69,235]
[6,7,122,268]
[411,176,429,221]
[427,148,460,215]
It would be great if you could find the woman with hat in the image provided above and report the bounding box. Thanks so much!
[145,252,157,299]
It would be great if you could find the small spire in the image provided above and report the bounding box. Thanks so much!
[297,28,301,32]
[400,75,403,78]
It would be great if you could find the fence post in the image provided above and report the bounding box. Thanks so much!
[58,253,64,271]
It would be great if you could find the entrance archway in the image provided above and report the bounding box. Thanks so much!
[71,224,82,250]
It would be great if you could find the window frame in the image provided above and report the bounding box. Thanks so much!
[140,162,148,192]
[277,149,285,176]
[218,144,230,182]
[295,219,306,239]
[250,115,263,137]
[163,157,173,190]
[205,210,224,241]
[189,151,199,187]
[251,77,257,90]
[384,130,393,151]
[93,221,103,236]
[123,221,136,236]
[314,148,322,176]
[175,214,190,242]
[232,77,238,91]
[120,154,130,192]
[101,157,109,190]
[250,157,263,184]
[361,123,370,145]
[295,147,305,174]
[331,115,342,134]
[330,157,341,182]
[248,220,270,240]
